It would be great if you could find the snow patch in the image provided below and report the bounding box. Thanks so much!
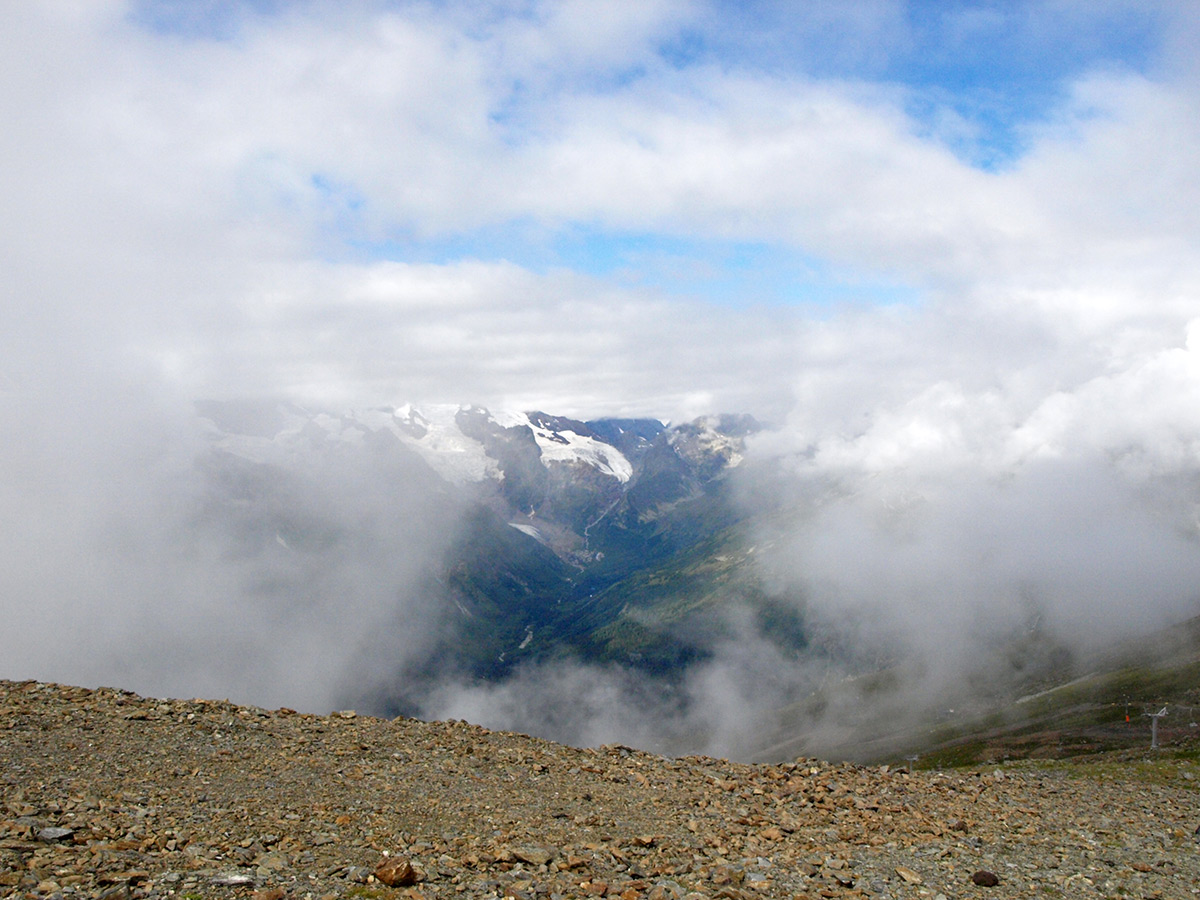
[386,404,500,483]
[205,402,636,485]
[508,522,545,543]
[673,416,746,468]
[526,421,633,482]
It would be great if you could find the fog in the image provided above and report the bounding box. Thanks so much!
[423,319,1200,760]
[0,378,460,713]
[4,314,1200,760]
[4,2,1200,760]
[421,443,1200,761]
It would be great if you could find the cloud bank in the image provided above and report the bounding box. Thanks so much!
[2,2,1200,756]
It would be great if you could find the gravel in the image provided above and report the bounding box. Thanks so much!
[3,679,1199,899]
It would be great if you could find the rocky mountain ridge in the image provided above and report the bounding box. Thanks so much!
[192,401,779,714]
[197,401,756,561]
[3,678,1198,900]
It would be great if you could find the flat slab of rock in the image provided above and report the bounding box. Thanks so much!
[511,844,557,866]
[36,827,73,843]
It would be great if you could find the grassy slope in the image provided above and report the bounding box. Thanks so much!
[891,617,1200,768]
[733,615,1200,767]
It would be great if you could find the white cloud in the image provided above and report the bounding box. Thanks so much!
[3,1,1200,745]
[7,1,1196,331]
[190,259,802,418]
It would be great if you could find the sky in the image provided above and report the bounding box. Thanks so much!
[4,0,1197,420]
[4,1,1200,748]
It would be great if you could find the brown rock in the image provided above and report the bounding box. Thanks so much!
[971,869,1000,887]
[375,857,420,887]
[97,871,149,885]
[647,880,684,900]
[512,844,557,866]
[255,851,289,872]
[710,865,744,885]
[895,865,922,884]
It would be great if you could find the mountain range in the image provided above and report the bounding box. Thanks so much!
[193,401,793,715]
[190,400,1200,763]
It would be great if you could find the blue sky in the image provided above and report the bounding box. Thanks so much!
[4,0,1198,417]
[120,0,1174,310]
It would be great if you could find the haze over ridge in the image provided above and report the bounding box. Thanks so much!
[3,1,1200,758]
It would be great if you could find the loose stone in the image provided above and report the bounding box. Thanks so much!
[971,869,1000,886]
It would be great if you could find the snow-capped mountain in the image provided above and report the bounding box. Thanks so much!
[198,401,749,482]
[197,400,756,558]
[199,401,660,484]
[191,399,771,711]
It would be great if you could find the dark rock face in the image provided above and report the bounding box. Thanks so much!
[456,406,549,513]
[526,411,593,439]
[586,418,666,462]
[625,437,702,520]
[393,406,430,439]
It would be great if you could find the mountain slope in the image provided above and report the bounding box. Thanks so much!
[743,614,1200,767]
[194,401,788,702]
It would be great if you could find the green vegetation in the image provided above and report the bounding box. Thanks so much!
[345,886,399,899]
[1024,753,1200,789]
[901,624,1200,769]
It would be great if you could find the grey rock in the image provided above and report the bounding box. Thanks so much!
[210,873,255,886]
[36,827,73,843]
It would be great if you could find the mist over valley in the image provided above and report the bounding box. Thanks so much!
[4,2,1200,765]
[9,393,1198,763]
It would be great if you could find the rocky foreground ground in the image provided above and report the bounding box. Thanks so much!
[2,680,1198,900]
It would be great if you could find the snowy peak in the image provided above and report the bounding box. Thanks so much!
[524,411,634,483]
[668,413,760,473]
[197,401,756,492]
[397,404,503,483]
